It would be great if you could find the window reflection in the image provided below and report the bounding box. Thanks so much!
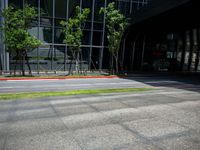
[5,0,150,72]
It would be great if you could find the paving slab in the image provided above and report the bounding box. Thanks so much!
[61,111,112,130]
[0,103,13,112]
[0,112,11,123]
[73,124,160,150]
[169,100,200,113]
[140,103,200,133]
[14,100,50,110]
[0,137,5,150]
[8,118,66,137]
[14,107,56,121]
[102,108,155,124]
[155,133,200,150]
[53,103,96,117]
[5,131,81,150]
[123,118,188,139]
[89,101,128,111]
[0,122,9,138]
[120,98,159,108]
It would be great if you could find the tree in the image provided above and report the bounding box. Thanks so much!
[100,2,128,74]
[1,5,41,76]
[60,6,90,74]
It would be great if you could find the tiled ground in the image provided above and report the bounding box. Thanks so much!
[0,77,200,150]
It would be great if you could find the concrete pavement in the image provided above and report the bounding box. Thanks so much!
[0,76,200,150]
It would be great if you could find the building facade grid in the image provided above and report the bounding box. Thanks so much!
[0,0,148,72]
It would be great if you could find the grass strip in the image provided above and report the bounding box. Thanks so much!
[0,88,153,100]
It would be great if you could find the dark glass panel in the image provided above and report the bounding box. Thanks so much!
[84,21,92,30]
[26,0,38,7]
[91,48,100,69]
[68,0,80,18]
[54,27,64,44]
[94,0,104,21]
[93,22,103,30]
[26,48,38,71]
[82,30,91,45]
[40,17,53,27]
[93,31,102,46]
[40,0,53,17]
[52,45,65,70]
[81,47,90,70]
[38,45,53,71]
[9,0,23,8]
[41,27,53,43]
[55,0,67,18]
[102,48,110,69]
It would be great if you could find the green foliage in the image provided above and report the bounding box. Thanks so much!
[100,2,128,73]
[60,6,90,52]
[100,2,128,54]
[1,5,41,53]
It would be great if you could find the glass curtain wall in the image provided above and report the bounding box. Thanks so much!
[0,0,3,71]
[6,0,148,72]
[0,0,9,72]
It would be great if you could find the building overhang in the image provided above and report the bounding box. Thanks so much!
[129,0,200,34]
[131,0,192,24]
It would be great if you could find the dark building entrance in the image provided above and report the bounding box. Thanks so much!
[123,0,200,72]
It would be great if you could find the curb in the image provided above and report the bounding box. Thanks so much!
[0,75,120,81]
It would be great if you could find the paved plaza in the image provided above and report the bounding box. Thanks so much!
[0,75,200,150]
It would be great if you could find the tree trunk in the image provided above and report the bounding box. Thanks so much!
[21,51,25,76]
[80,50,83,74]
[68,51,74,75]
[110,54,114,74]
[68,58,73,75]
[14,51,19,76]
[75,51,79,74]
[25,50,32,75]
[115,52,119,74]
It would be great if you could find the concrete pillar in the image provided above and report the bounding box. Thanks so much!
[195,28,200,71]
[180,32,187,71]
[188,30,194,71]
[141,35,146,70]
[131,41,136,70]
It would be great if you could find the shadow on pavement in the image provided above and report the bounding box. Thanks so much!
[120,72,200,93]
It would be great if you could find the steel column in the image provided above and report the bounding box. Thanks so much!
[99,0,107,70]
[51,0,55,71]
[1,0,9,72]
[89,0,95,70]
[37,0,41,73]
[64,0,69,71]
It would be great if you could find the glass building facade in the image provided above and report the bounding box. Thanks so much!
[0,0,149,72]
